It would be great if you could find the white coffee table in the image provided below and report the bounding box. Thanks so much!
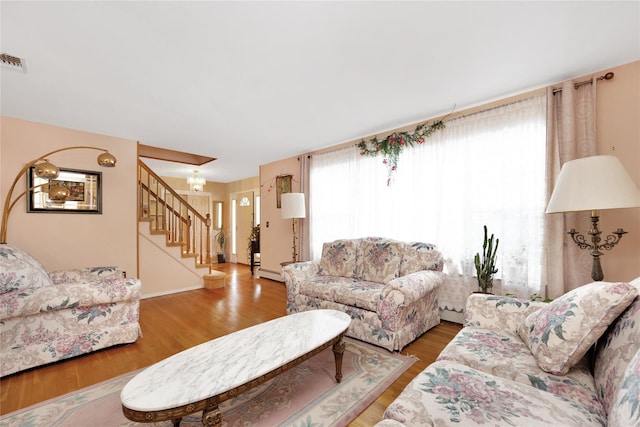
[121,309,351,426]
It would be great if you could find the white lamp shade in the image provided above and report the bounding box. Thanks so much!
[546,155,640,213]
[281,193,306,219]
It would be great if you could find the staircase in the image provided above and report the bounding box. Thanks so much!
[138,160,212,274]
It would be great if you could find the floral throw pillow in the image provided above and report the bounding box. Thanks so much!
[517,281,637,375]
[0,244,52,294]
[359,240,403,284]
[319,240,357,277]
[399,242,443,276]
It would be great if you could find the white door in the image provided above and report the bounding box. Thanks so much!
[235,191,255,264]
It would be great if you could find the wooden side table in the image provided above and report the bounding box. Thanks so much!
[250,240,260,275]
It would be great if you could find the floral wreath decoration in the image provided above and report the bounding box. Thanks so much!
[356,119,446,185]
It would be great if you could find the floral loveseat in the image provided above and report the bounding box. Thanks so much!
[283,237,444,351]
[0,244,142,376]
[376,278,640,427]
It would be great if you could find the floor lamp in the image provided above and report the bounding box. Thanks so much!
[1,146,117,244]
[546,155,640,281]
[281,193,306,263]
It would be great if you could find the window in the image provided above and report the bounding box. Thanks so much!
[231,199,237,255]
[255,195,261,226]
[309,94,546,296]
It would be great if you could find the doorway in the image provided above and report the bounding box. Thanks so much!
[231,190,260,264]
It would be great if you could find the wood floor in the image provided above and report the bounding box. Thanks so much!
[0,263,461,425]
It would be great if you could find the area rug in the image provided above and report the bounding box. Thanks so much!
[1,338,414,427]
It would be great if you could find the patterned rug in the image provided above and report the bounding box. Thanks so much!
[1,338,414,427]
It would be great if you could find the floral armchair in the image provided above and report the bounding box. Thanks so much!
[0,244,142,376]
[283,237,444,351]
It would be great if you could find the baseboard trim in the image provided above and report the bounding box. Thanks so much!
[440,308,464,324]
[258,269,283,282]
[142,285,203,299]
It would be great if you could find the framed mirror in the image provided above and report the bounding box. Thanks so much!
[27,167,102,213]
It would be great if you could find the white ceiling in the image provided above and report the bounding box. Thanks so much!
[2,1,639,183]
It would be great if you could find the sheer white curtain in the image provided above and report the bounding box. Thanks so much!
[310,94,547,297]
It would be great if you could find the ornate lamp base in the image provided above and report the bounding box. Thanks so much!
[567,210,627,282]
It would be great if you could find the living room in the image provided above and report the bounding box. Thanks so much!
[2,2,640,426]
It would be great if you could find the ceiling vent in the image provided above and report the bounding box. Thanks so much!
[1,53,26,72]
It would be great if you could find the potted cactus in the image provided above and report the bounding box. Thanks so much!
[474,225,499,294]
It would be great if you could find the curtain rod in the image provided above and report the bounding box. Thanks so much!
[552,71,614,94]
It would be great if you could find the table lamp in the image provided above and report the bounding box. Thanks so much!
[546,155,640,281]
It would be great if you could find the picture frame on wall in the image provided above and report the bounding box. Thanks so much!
[27,167,102,213]
[275,175,292,209]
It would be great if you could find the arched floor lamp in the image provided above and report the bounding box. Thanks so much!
[1,146,117,244]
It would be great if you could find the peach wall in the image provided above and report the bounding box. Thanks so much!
[2,61,637,289]
[259,156,302,276]
[260,61,640,285]
[138,225,205,297]
[1,116,138,275]
[595,61,640,282]
[227,177,260,195]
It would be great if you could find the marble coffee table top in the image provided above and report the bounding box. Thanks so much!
[121,309,351,413]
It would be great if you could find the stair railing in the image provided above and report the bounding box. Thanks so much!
[138,160,212,267]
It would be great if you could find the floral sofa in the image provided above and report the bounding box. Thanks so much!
[0,244,142,376]
[283,237,444,351]
[376,277,640,427]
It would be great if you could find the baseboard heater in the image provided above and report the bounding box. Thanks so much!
[258,269,283,282]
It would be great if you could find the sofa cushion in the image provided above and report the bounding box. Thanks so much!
[608,349,640,427]
[355,237,377,279]
[593,276,640,415]
[399,242,442,276]
[382,361,606,426]
[319,240,357,277]
[358,239,403,283]
[0,244,52,294]
[437,328,599,405]
[299,276,383,312]
[518,281,637,375]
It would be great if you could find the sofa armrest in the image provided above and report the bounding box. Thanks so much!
[282,261,320,310]
[282,261,319,289]
[49,266,125,284]
[464,294,547,334]
[380,270,444,308]
[1,276,141,320]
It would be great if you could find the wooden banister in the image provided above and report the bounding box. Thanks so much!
[138,160,212,268]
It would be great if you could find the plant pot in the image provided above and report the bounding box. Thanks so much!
[477,277,493,294]
[217,253,226,263]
